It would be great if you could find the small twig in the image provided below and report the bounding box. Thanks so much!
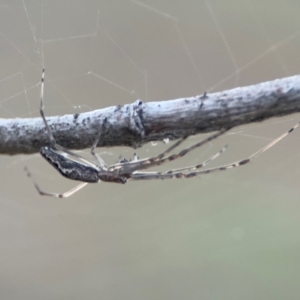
[1,75,300,155]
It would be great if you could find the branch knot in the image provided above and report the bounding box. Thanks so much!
[130,99,145,138]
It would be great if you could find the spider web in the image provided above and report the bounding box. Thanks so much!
[1,1,300,299]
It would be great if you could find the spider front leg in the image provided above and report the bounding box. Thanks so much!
[39,69,106,169]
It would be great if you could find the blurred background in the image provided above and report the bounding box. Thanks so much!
[1,1,300,299]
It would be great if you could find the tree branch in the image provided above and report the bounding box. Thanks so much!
[1,75,300,155]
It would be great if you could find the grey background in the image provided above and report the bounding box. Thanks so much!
[1,1,300,299]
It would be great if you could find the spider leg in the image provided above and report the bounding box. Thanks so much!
[114,136,188,169]
[90,122,107,169]
[155,136,188,159]
[130,171,197,180]
[165,144,228,174]
[39,68,55,146]
[39,69,106,170]
[130,145,227,180]
[245,121,300,160]
[130,145,228,180]
[110,128,229,174]
[25,166,88,198]
[130,121,300,181]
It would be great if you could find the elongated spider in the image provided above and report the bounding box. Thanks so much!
[25,69,300,198]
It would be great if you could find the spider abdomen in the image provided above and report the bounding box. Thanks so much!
[40,146,100,183]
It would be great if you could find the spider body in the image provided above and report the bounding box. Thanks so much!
[25,69,300,198]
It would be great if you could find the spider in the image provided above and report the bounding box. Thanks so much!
[25,69,300,198]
